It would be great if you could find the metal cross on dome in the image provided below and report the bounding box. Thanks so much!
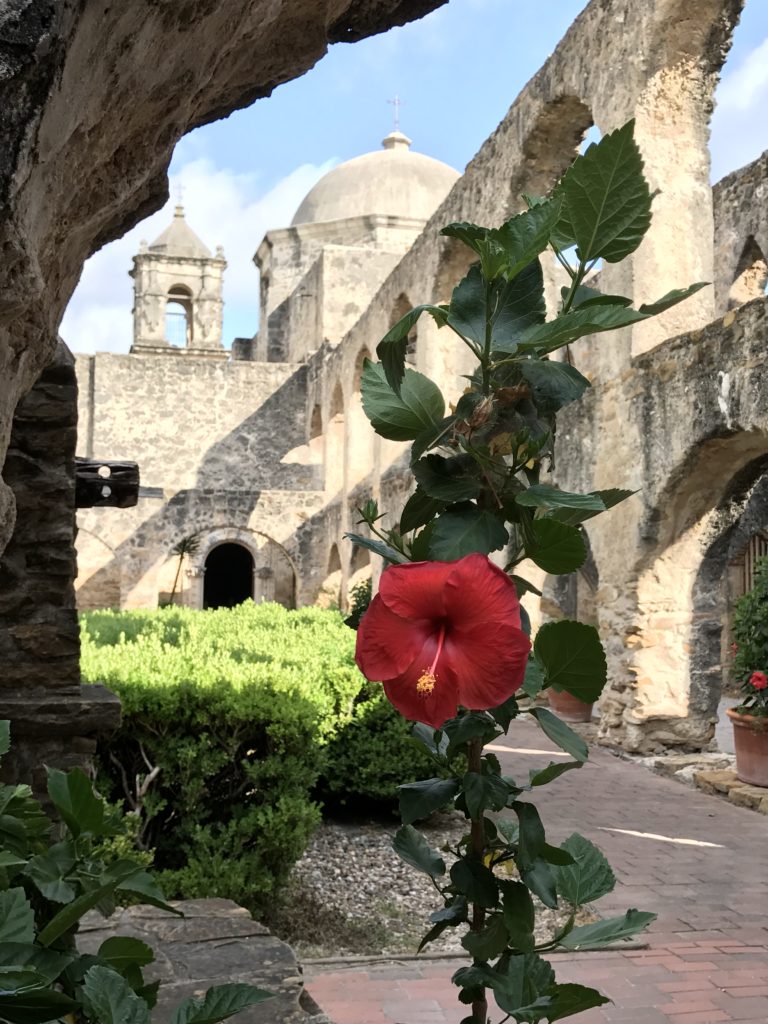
[387,94,405,132]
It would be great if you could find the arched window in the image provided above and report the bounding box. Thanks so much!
[391,293,417,366]
[165,285,193,346]
[729,237,768,309]
[203,543,253,608]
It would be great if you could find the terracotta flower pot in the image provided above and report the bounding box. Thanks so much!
[546,689,594,723]
[727,708,768,788]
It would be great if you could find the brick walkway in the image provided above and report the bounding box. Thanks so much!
[305,717,768,1023]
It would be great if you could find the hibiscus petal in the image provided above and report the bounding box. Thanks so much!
[383,641,460,729]
[356,595,431,681]
[379,559,454,621]
[441,619,530,710]
[444,553,522,632]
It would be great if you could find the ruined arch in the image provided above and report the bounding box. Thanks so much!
[728,236,768,309]
[75,528,121,609]
[187,526,297,610]
[347,349,374,489]
[325,381,345,495]
[165,284,193,347]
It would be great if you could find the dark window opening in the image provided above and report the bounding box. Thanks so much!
[203,543,253,609]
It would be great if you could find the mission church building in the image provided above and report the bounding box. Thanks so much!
[74,131,460,612]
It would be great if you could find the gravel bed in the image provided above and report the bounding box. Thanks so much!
[270,814,594,960]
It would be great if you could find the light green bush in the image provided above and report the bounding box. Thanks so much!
[82,602,437,912]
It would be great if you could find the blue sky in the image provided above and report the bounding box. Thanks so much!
[62,0,768,354]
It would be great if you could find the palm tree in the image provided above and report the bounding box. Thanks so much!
[169,535,201,605]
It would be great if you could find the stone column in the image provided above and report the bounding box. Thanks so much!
[0,342,120,791]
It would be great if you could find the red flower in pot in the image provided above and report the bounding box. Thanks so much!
[355,553,531,728]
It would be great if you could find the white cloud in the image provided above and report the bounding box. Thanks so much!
[61,158,335,354]
[710,36,768,182]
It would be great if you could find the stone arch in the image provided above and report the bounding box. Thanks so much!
[688,457,768,733]
[347,348,374,488]
[186,526,297,610]
[627,0,738,354]
[629,433,768,748]
[728,236,768,309]
[75,528,121,609]
[325,381,345,495]
[165,284,193,347]
[390,293,417,367]
[317,542,342,609]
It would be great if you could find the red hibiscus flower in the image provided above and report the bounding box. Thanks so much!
[749,670,768,691]
[355,553,531,728]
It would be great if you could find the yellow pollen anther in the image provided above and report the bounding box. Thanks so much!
[417,671,436,695]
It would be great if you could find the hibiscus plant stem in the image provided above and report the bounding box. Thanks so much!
[468,736,489,1024]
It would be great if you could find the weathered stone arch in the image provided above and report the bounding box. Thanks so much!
[729,236,768,309]
[325,381,345,495]
[186,525,296,609]
[75,528,121,610]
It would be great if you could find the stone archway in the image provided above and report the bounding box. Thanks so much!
[203,542,254,608]
[187,526,297,610]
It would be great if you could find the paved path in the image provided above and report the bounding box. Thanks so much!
[305,718,768,1024]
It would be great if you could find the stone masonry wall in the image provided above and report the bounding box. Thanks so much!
[0,343,119,788]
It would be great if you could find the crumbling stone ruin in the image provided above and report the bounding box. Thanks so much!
[2,0,767,766]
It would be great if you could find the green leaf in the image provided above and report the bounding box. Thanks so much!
[447,265,487,346]
[489,695,520,732]
[527,707,589,762]
[0,890,34,944]
[516,485,605,513]
[0,722,9,759]
[520,658,546,699]
[555,834,615,906]
[400,487,444,534]
[429,504,508,560]
[529,519,586,574]
[512,802,546,869]
[82,965,150,1024]
[0,946,72,984]
[418,897,468,952]
[443,712,500,758]
[0,852,27,872]
[377,304,447,395]
[568,284,632,309]
[410,414,456,462]
[462,914,509,960]
[116,869,182,916]
[515,358,590,414]
[411,723,449,758]
[410,522,435,561]
[413,455,481,503]
[561,119,652,263]
[361,360,445,441]
[534,620,607,703]
[489,261,546,351]
[481,953,555,1016]
[0,988,79,1024]
[518,303,646,355]
[344,532,408,565]
[24,842,76,903]
[169,983,273,1024]
[520,857,558,910]
[392,825,445,879]
[0,968,51,994]
[490,199,563,280]
[558,909,657,951]
[529,760,582,787]
[46,767,105,838]
[450,857,498,908]
[638,282,709,316]
[500,880,535,953]
[547,983,610,1022]
[463,773,510,820]
[398,778,459,826]
[549,487,634,526]
[440,221,488,252]
[97,937,155,973]
[37,861,147,947]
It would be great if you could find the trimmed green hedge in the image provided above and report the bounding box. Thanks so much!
[81,603,435,912]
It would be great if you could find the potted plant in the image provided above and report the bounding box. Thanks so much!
[547,688,594,723]
[727,555,768,787]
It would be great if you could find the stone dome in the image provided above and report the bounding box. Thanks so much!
[291,132,460,226]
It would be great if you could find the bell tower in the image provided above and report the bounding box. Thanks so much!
[130,205,226,356]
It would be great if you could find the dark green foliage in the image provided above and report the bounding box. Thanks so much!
[732,555,768,715]
[0,726,271,1024]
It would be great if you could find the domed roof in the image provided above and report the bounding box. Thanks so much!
[149,205,212,258]
[291,132,459,226]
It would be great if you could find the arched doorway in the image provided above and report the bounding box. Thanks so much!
[203,543,253,608]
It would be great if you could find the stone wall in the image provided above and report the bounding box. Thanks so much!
[0,0,446,559]
[0,343,119,788]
